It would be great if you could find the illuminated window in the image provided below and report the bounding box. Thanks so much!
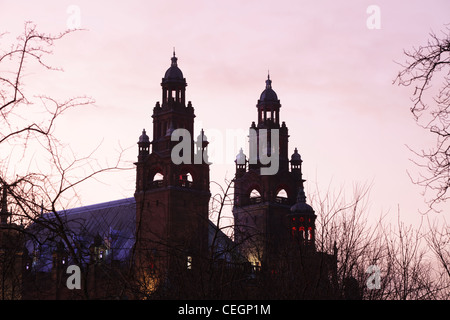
[180,172,193,188]
[187,256,192,270]
[299,226,305,239]
[308,227,313,241]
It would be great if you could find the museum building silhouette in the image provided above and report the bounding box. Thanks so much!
[0,53,340,299]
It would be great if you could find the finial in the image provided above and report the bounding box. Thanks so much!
[171,48,178,66]
[198,128,208,144]
[265,71,272,89]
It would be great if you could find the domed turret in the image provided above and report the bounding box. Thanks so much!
[160,50,188,111]
[291,148,302,162]
[259,74,278,102]
[235,148,247,177]
[138,129,150,144]
[256,73,282,131]
[162,50,184,83]
[235,148,247,165]
[289,186,316,247]
[290,188,315,216]
[290,148,302,172]
[138,129,150,156]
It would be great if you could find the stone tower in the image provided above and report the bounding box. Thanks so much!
[134,52,210,292]
[232,75,315,271]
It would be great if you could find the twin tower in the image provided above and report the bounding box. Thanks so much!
[134,53,316,279]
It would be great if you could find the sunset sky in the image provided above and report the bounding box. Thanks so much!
[1,0,449,228]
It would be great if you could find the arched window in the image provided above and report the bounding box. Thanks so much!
[275,189,288,204]
[249,189,261,204]
[291,226,297,237]
[179,172,193,188]
[152,172,164,188]
[307,227,313,241]
[187,256,192,270]
[299,226,305,240]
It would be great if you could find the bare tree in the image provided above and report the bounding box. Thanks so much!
[424,216,450,299]
[395,25,450,211]
[0,22,130,299]
[379,213,435,299]
[310,181,450,300]
[312,182,386,299]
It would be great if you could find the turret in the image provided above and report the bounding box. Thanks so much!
[138,129,150,159]
[289,185,316,249]
[235,148,247,178]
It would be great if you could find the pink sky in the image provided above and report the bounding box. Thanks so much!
[1,0,449,228]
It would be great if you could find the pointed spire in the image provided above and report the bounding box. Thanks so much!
[265,71,272,89]
[171,48,178,66]
[296,186,307,204]
[196,128,207,143]
[200,128,207,142]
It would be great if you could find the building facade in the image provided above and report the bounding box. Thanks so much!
[232,75,338,298]
[232,74,313,271]
[0,54,339,299]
